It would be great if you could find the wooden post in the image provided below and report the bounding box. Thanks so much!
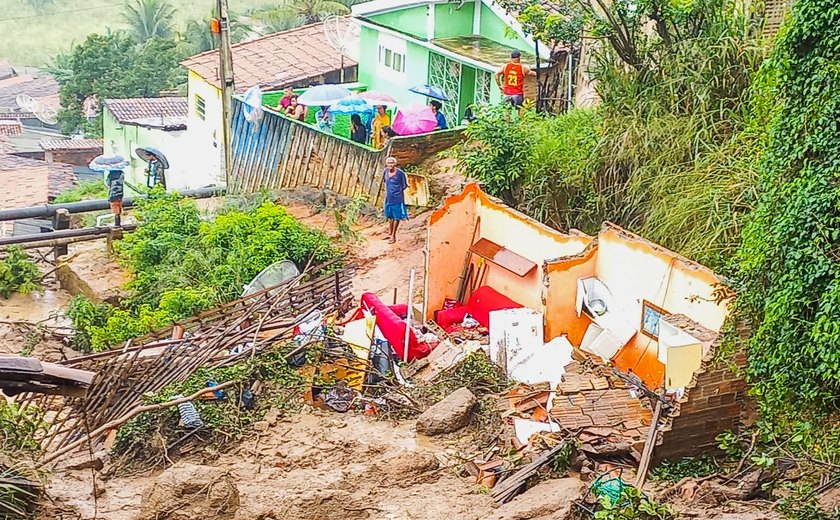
[217,0,235,189]
[635,400,664,488]
[404,269,415,362]
[52,209,70,260]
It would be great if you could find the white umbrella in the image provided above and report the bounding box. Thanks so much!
[297,84,352,106]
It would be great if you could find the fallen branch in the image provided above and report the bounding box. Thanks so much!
[39,380,238,467]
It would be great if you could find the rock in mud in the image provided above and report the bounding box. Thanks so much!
[416,387,477,436]
[488,477,583,520]
[135,463,239,520]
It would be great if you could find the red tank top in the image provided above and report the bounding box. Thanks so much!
[503,62,525,96]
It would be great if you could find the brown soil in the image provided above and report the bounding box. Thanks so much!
[44,411,497,520]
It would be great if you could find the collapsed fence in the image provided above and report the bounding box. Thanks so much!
[15,260,354,463]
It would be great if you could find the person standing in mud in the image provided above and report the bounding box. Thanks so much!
[382,157,408,244]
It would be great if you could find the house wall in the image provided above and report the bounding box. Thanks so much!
[595,224,730,387]
[103,110,202,192]
[654,347,749,464]
[358,26,430,107]
[45,148,100,167]
[368,5,430,39]
[478,3,533,54]
[425,183,591,320]
[186,71,225,186]
[434,2,475,38]
[544,245,597,345]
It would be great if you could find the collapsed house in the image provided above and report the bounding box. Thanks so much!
[423,184,747,464]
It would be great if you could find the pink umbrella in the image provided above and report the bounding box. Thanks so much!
[392,104,437,136]
[358,90,399,106]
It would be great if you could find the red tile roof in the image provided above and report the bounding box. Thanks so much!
[181,22,357,93]
[104,98,188,130]
[0,120,22,136]
[40,138,103,151]
[0,154,76,208]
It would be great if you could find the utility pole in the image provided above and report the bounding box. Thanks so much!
[215,0,235,188]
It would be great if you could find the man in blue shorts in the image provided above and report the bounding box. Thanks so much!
[383,156,408,244]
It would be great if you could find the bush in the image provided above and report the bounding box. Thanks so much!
[0,247,41,299]
[52,180,107,203]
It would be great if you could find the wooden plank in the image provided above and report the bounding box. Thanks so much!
[635,400,663,488]
[469,238,537,277]
[279,120,295,188]
[491,442,570,503]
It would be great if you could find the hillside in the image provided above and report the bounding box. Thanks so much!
[0,0,271,66]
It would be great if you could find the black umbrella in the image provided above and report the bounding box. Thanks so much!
[135,147,170,169]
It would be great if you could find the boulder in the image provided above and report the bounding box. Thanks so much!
[416,387,477,436]
[488,478,583,520]
[135,463,239,520]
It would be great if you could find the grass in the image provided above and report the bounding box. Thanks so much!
[0,0,272,66]
[52,179,108,203]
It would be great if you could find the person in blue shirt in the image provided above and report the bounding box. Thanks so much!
[382,156,408,243]
[429,100,447,130]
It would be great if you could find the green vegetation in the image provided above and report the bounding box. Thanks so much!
[52,180,107,203]
[0,247,41,299]
[122,0,177,42]
[592,486,673,520]
[67,191,337,352]
[650,455,720,482]
[113,342,307,461]
[53,33,186,135]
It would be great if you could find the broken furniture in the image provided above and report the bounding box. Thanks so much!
[469,238,538,277]
[435,286,523,332]
[360,292,432,362]
[0,356,94,397]
[576,277,637,362]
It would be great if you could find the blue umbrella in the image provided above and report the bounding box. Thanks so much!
[89,154,130,172]
[329,96,374,114]
[297,84,352,106]
[409,84,451,101]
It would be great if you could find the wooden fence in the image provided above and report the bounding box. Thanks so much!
[230,98,463,206]
[16,261,354,460]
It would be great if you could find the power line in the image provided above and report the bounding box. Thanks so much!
[0,3,123,23]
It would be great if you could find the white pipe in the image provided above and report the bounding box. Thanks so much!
[404,269,415,362]
[567,52,574,110]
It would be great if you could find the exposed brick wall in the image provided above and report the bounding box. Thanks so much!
[388,128,463,167]
[653,345,749,464]
[45,149,101,167]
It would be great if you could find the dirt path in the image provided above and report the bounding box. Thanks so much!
[45,411,496,520]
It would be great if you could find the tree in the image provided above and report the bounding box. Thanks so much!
[56,34,186,135]
[733,0,840,419]
[182,11,255,54]
[250,0,350,32]
[123,0,177,42]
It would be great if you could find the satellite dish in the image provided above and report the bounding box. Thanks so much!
[15,93,58,125]
[323,15,360,60]
[241,260,301,297]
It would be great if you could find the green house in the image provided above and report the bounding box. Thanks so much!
[351,0,555,123]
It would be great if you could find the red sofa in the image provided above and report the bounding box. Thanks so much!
[360,292,431,362]
[435,286,523,330]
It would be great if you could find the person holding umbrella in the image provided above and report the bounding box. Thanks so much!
[382,156,408,244]
[429,100,447,130]
[106,168,125,227]
[371,105,391,148]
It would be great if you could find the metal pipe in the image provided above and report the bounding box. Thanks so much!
[0,225,138,248]
[0,187,224,222]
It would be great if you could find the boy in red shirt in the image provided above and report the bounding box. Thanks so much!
[496,50,536,114]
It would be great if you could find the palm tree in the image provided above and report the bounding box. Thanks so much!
[182,11,257,54]
[250,0,350,32]
[123,0,177,42]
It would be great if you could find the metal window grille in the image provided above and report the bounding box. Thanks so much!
[428,52,461,124]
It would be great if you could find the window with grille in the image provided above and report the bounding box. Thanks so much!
[474,70,492,106]
[379,45,406,73]
[195,94,206,120]
[428,52,461,124]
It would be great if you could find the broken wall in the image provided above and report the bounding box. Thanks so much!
[654,347,749,463]
[544,245,597,345]
[599,224,730,387]
[425,184,591,320]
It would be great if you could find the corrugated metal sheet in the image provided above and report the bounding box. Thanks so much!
[230,99,389,205]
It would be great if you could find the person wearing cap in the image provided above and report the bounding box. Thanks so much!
[496,50,536,113]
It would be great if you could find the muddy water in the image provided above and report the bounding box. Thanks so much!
[0,288,71,325]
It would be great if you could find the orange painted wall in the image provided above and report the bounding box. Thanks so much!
[544,245,597,345]
[425,184,591,320]
[425,187,479,321]
[595,224,730,388]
